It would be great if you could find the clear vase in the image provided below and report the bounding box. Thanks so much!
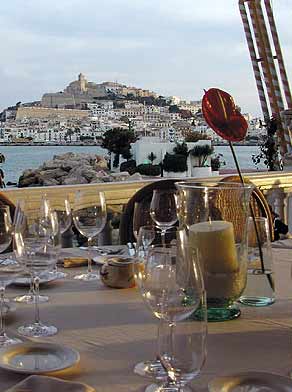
[176,180,253,322]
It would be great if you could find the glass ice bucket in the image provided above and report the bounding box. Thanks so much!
[176,180,253,321]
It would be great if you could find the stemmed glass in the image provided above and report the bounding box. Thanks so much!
[150,189,178,244]
[73,190,107,281]
[136,226,156,253]
[134,226,166,379]
[47,195,72,279]
[0,205,22,346]
[13,198,57,304]
[14,200,59,337]
[133,202,153,240]
[141,239,207,392]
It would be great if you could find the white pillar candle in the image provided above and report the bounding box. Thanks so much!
[189,220,238,274]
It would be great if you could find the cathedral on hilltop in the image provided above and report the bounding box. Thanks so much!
[41,73,157,109]
[41,73,108,108]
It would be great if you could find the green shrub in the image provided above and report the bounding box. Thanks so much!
[173,142,188,157]
[163,153,187,172]
[136,164,161,176]
[120,159,137,175]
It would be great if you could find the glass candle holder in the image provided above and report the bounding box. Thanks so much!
[176,180,253,322]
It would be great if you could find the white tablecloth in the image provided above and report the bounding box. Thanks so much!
[2,247,292,392]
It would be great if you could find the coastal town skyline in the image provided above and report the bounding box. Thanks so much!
[1,1,291,117]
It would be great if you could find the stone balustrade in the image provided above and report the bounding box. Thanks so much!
[3,171,292,243]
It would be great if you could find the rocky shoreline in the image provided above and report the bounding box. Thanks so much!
[17,152,142,187]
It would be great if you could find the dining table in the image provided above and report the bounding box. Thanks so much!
[2,243,292,392]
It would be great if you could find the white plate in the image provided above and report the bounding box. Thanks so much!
[208,371,292,391]
[0,342,80,374]
[12,273,57,287]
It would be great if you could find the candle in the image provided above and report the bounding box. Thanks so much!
[189,220,238,274]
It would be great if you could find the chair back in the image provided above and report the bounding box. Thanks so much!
[220,175,274,241]
[119,179,178,244]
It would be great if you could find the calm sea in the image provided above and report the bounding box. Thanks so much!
[0,145,265,185]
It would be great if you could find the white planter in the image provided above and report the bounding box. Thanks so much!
[191,166,212,178]
[164,171,187,178]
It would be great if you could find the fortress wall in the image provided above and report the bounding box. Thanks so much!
[16,107,90,120]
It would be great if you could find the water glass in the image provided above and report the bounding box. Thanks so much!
[141,240,207,391]
[239,216,275,307]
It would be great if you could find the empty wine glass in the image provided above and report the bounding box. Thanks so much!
[150,189,178,244]
[13,198,57,304]
[15,234,58,337]
[73,190,107,281]
[0,205,22,346]
[136,225,156,255]
[133,202,153,240]
[14,200,59,337]
[141,239,207,392]
[134,226,171,379]
[46,195,72,279]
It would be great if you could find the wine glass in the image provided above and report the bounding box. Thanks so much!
[133,202,153,240]
[134,226,169,379]
[13,198,58,304]
[0,205,22,346]
[141,239,207,392]
[150,189,178,244]
[46,195,72,279]
[73,190,107,281]
[14,201,59,337]
[136,225,156,254]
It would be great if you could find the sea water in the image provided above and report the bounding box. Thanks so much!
[0,144,264,185]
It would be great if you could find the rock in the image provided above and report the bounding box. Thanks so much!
[18,174,39,187]
[18,153,132,187]
[42,178,59,186]
[95,157,109,170]
[6,181,17,186]
[111,172,130,181]
[39,168,68,179]
[129,172,143,181]
[62,175,88,185]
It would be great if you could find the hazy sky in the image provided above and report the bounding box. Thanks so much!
[1,0,291,116]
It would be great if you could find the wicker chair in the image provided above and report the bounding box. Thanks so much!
[119,179,178,245]
[219,175,274,241]
[119,175,274,244]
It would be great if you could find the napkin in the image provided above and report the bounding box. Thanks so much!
[62,257,88,268]
[272,238,292,249]
[6,375,95,392]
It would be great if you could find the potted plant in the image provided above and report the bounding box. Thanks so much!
[188,144,213,177]
[211,153,226,175]
[162,152,187,178]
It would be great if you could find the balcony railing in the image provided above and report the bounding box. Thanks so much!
[3,171,292,243]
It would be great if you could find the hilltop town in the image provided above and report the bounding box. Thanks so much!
[0,73,264,145]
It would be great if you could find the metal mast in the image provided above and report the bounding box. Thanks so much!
[239,0,292,156]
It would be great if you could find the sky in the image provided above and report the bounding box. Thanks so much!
[0,0,291,117]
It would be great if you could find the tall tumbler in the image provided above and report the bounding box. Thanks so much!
[176,180,253,322]
[239,216,275,307]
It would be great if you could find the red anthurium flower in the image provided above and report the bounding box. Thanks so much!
[202,88,248,142]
